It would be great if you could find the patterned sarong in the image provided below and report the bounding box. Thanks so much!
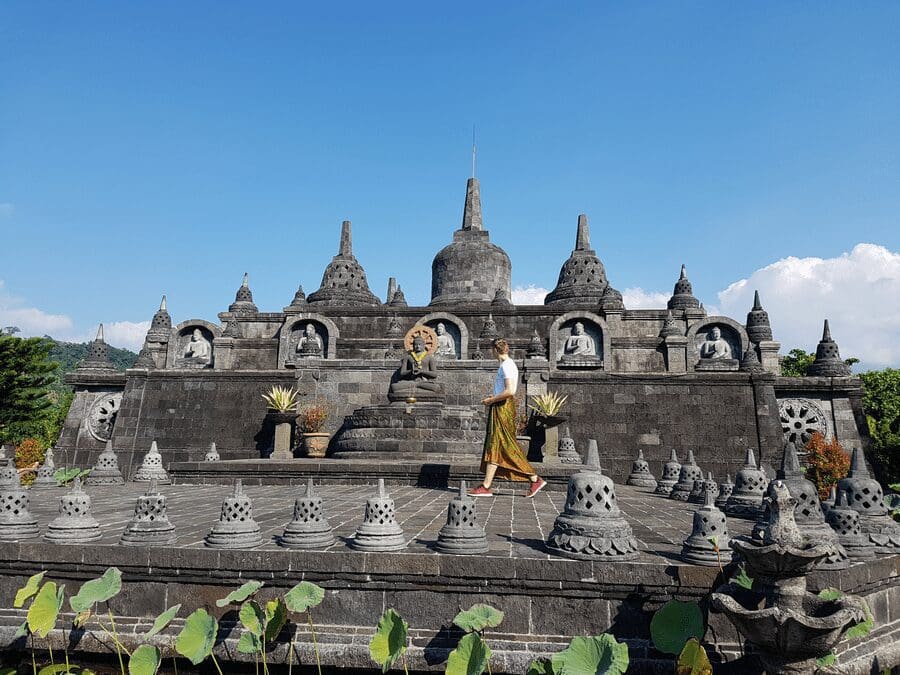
[481,398,535,481]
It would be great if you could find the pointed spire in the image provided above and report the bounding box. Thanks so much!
[241,272,249,288]
[461,178,483,231]
[160,295,167,311]
[679,264,687,280]
[637,449,645,460]
[387,277,397,304]
[377,477,386,497]
[752,290,762,311]
[146,294,172,342]
[459,480,467,498]
[79,323,114,370]
[686,449,696,466]
[229,273,257,313]
[778,441,802,479]
[234,478,243,496]
[822,319,832,342]
[575,214,591,251]
[746,290,773,343]
[308,220,380,306]
[743,447,757,469]
[848,447,870,479]
[306,477,316,497]
[96,324,105,342]
[585,439,600,469]
[339,220,353,256]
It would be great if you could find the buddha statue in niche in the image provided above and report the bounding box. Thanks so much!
[699,327,733,360]
[297,323,324,358]
[563,322,596,357]
[388,335,444,401]
[434,322,457,358]
[183,329,211,363]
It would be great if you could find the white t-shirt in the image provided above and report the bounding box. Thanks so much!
[494,358,519,396]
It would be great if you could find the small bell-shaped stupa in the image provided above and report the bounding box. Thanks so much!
[547,441,640,560]
[670,450,703,501]
[745,291,773,344]
[228,273,259,315]
[837,448,900,554]
[681,473,732,567]
[204,442,220,462]
[132,441,171,484]
[0,460,40,541]
[625,449,657,489]
[120,479,177,546]
[715,474,734,510]
[655,449,682,496]
[45,478,102,544]
[725,448,768,519]
[667,265,701,311]
[86,440,125,485]
[205,480,263,549]
[556,427,582,464]
[826,491,876,560]
[279,478,336,550]
[807,320,852,377]
[436,481,489,555]
[31,447,58,488]
[350,479,407,552]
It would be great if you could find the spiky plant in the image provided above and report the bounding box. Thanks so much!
[262,385,300,413]
[528,391,569,417]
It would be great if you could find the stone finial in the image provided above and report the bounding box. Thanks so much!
[350,479,407,552]
[837,447,900,554]
[491,288,512,307]
[386,277,398,304]
[436,480,489,555]
[545,214,610,306]
[548,441,641,560]
[205,479,263,548]
[288,285,308,307]
[746,290,773,343]
[146,295,173,342]
[120,479,177,546]
[228,273,258,314]
[557,427,582,464]
[526,329,547,359]
[78,323,115,371]
[204,442,220,462]
[659,310,683,338]
[725,448,767,519]
[655,448,682,495]
[389,286,408,307]
[739,343,764,373]
[45,478,102,544]
[0,461,39,541]
[132,441,171,484]
[626,449,658,489]
[461,178,483,231]
[807,319,851,377]
[667,265,701,311]
[280,478,335,550]
[339,220,353,255]
[479,314,498,340]
[670,450,702,501]
[86,440,125,485]
[681,471,732,567]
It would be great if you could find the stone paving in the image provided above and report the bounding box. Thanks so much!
[23,482,752,564]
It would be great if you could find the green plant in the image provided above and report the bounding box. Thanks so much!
[216,581,277,674]
[14,573,68,671]
[732,564,754,590]
[650,599,711,675]
[804,432,850,499]
[262,385,300,413]
[53,467,91,486]
[527,634,629,675]
[677,637,712,675]
[283,580,326,675]
[298,402,329,433]
[814,589,875,668]
[528,392,568,418]
[369,608,409,674]
[860,368,900,485]
[175,608,221,674]
[446,603,504,675]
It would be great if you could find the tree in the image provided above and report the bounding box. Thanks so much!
[859,368,900,485]
[781,349,815,376]
[0,335,58,445]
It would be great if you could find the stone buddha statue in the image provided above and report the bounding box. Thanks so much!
[563,322,596,357]
[388,335,444,402]
[297,324,324,358]
[184,329,211,363]
[699,327,732,360]
[434,322,456,359]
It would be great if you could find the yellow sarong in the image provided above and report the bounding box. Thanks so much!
[482,398,535,481]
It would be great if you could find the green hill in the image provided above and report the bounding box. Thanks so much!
[47,339,138,374]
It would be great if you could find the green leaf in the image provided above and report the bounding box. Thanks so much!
[14,571,46,608]
[369,608,409,673]
[215,580,263,607]
[0,668,18,675]
[27,581,62,638]
[283,581,324,613]
[128,644,162,675]
[239,600,265,638]
[38,666,91,675]
[845,602,875,640]
[13,620,28,639]
[733,564,754,590]
[175,608,218,665]
[146,604,181,637]
[525,658,554,675]
[452,603,505,633]
[237,631,262,654]
[550,634,629,675]
[446,632,492,675]
[650,600,705,656]
[888,482,900,493]
[818,588,843,601]
[264,598,287,642]
[676,638,712,675]
[70,567,122,613]
[816,652,837,668]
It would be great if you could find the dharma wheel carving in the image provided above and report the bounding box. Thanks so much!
[87,393,122,442]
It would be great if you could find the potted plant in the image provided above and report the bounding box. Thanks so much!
[528,391,569,430]
[298,401,330,458]
[262,385,300,459]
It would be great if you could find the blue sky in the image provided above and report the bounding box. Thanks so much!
[1,2,899,365]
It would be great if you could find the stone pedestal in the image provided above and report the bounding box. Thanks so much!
[664,336,688,374]
[272,422,294,460]
[541,426,560,465]
[757,340,781,375]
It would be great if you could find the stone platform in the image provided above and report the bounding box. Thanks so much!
[0,482,897,673]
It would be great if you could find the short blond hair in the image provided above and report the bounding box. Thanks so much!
[491,338,509,355]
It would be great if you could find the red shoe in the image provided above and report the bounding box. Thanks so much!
[468,485,494,497]
[526,478,547,498]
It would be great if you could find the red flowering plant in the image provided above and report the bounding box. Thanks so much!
[804,432,851,499]
[15,438,46,486]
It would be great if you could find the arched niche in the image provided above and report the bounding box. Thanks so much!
[416,311,468,360]
[166,320,222,369]
[687,316,748,370]
[548,311,609,369]
[278,314,340,367]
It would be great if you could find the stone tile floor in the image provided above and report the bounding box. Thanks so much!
[24,482,752,564]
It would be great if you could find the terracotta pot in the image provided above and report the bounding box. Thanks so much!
[302,432,330,458]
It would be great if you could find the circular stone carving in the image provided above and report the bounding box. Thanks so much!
[87,393,122,442]
[779,398,829,446]
[403,325,438,355]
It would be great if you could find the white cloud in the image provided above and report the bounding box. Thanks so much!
[622,287,670,309]
[0,280,148,351]
[717,243,900,369]
[511,285,549,305]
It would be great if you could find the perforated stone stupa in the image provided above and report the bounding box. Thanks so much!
[120,479,177,546]
[0,461,39,541]
[205,480,263,549]
[837,448,900,554]
[132,441,171,484]
[807,320,852,377]
[715,474,734,510]
[655,449,681,496]
[279,478,336,550]
[670,450,702,501]
[681,473,731,567]
[31,448,57,489]
[557,427,582,464]
[86,440,125,485]
[308,221,381,306]
[826,491,876,560]
[44,478,102,544]
[625,449,657,489]
[350,479,407,552]
[545,214,609,306]
[436,481,489,555]
[725,448,767,519]
[547,440,640,560]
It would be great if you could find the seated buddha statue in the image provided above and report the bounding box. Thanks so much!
[434,322,457,359]
[184,329,212,363]
[560,322,600,363]
[388,335,444,402]
[699,327,733,360]
[297,323,324,358]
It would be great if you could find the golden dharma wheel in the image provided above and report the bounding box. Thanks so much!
[403,325,438,355]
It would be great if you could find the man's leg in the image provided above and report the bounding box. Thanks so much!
[482,463,498,488]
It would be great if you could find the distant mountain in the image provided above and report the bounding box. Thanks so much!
[47,339,138,374]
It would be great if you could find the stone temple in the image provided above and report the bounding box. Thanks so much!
[58,176,868,481]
